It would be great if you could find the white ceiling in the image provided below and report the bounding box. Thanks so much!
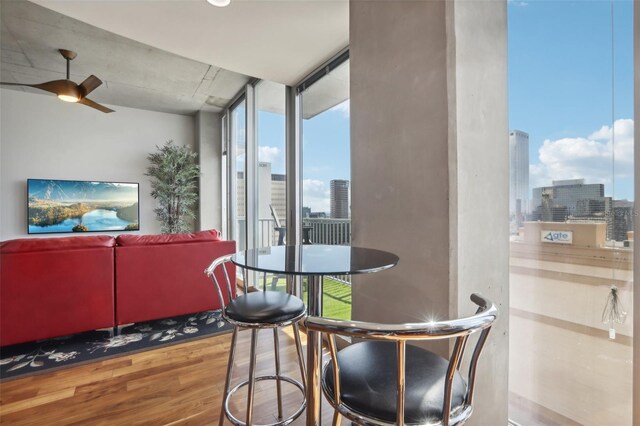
[30,0,350,87]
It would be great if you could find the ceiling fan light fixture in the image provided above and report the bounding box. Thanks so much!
[56,80,81,103]
[206,0,230,7]
[58,94,79,103]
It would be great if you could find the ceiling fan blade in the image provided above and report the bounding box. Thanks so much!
[0,82,32,86]
[0,80,75,95]
[78,97,114,113]
[32,80,74,95]
[79,75,103,96]
[0,80,65,95]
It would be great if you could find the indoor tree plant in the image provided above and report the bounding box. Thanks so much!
[145,140,200,234]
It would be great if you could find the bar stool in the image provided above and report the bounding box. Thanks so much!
[205,254,307,426]
[305,294,497,426]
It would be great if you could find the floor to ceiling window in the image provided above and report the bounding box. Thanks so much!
[508,1,633,424]
[299,57,351,243]
[256,81,286,248]
[228,82,287,256]
[298,54,351,319]
[230,99,246,252]
[223,52,352,316]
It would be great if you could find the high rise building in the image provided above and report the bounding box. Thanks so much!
[330,179,349,219]
[609,199,635,242]
[509,130,530,216]
[530,180,633,242]
[531,179,607,225]
[531,179,605,220]
[270,173,286,221]
[236,163,286,222]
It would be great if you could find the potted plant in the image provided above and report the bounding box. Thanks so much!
[145,140,200,234]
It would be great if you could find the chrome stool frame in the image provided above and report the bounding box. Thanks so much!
[305,294,498,426]
[205,255,307,426]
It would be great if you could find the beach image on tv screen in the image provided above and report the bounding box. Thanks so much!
[28,179,139,234]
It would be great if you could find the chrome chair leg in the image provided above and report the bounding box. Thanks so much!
[273,328,284,420]
[292,323,307,389]
[220,327,238,426]
[332,410,341,426]
[246,329,258,426]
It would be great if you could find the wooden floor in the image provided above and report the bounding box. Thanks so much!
[0,327,337,425]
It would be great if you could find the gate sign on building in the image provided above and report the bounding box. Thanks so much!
[541,230,573,244]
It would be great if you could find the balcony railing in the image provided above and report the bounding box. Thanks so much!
[239,218,353,247]
[303,218,351,246]
[239,217,352,283]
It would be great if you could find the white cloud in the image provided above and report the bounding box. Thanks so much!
[531,119,634,190]
[303,179,330,213]
[258,146,280,164]
[329,99,350,118]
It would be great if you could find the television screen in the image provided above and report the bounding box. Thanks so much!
[27,179,139,234]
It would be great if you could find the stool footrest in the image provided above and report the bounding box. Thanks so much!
[224,375,306,426]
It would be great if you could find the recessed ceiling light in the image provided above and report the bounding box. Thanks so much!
[207,0,230,7]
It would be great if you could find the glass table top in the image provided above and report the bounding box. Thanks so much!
[231,245,399,276]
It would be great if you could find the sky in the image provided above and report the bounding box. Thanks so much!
[252,0,635,214]
[255,99,351,213]
[300,101,351,213]
[508,0,634,201]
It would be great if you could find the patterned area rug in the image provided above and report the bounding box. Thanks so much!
[0,310,232,381]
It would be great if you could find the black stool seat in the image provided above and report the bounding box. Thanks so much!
[325,341,468,424]
[226,291,306,324]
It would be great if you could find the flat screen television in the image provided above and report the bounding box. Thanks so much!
[27,179,139,234]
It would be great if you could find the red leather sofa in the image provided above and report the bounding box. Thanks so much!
[115,231,236,325]
[0,230,235,346]
[1,236,116,347]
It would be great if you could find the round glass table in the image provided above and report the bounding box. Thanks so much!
[231,245,399,426]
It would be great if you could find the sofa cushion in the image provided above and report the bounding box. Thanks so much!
[116,229,221,246]
[0,235,115,254]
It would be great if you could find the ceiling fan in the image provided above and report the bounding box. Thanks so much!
[0,49,114,113]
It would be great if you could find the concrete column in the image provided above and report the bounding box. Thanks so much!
[350,1,508,424]
[351,0,452,356]
[195,110,223,232]
[447,1,509,424]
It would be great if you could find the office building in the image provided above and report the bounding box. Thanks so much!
[270,173,286,222]
[609,200,635,242]
[531,179,605,221]
[330,179,349,219]
[509,130,529,215]
[236,165,286,222]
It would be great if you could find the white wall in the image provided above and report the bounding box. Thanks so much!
[195,110,223,232]
[0,89,195,240]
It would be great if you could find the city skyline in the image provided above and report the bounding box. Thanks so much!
[255,1,634,213]
[509,0,634,201]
